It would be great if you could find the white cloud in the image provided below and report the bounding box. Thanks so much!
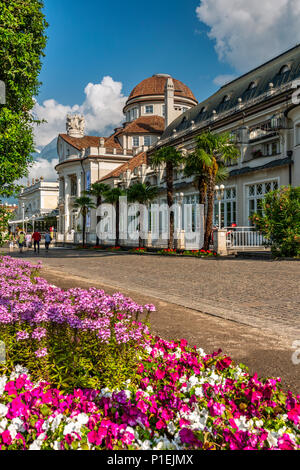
[33,76,127,148]
[213,74,236,87]
[196,0,300,72]
[21,158,59,185]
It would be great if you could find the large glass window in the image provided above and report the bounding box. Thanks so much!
[247,180,278,225]
[145,105,153,114]
[132,136,139,147]
[144,136,151,147]
[213,187,237,228]
[70,176,77,197]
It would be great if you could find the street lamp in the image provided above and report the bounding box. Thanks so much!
[22,203,25,231]
[32,215,36,233]
[214,185,225,229]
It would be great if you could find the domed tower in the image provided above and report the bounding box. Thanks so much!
[123,74,198,127]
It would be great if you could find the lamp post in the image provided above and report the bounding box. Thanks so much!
[32,215,36,233]
[214,185,225,229]
[22,203,25,231]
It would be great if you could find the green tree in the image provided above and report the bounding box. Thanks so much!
[103,187,126,247]
[73,196,96,248]
[0,204,13,246]
[185,132,239,250]
[0,0,48,197]
[251,186,300,258]
[88,182,110,246]
[150,146,184,249]
[127,182,158,247]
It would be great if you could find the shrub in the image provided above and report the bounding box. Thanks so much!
[0,256,154,391]
[251,186,300,258]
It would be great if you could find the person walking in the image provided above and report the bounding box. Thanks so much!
[17,231,25,254]
[44,231,52,252]
[25,232,32,250]
[32,230,41,254]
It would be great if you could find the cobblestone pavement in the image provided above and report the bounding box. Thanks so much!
[6,248,300,340]
[2,248,300,392]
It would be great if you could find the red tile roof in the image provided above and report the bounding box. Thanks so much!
[59,133,122,150]
[119,115,165,135]
[128,75,197,103]
[99,152,147,181]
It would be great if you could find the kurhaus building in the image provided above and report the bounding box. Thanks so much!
[55,74,198,243]
[56,45,300,248]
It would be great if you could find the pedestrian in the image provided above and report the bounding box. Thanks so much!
[17,231,25,253]
[32,230,41,254]
[25,232,32,249]
[44,231,52,252]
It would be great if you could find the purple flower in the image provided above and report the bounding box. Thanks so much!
[16,331,30,341]
[34,348,48,358]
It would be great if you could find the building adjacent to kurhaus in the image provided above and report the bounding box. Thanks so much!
[10,178,59,233]
[154,45,300,231]
[56,45,300,250]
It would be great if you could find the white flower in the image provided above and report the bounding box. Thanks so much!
[167,421,176,435]
[49,414,64,432]
[197,348,205,356]
[0,418,8,433]
[0,376,7,396]
[138,440,152,450]
[53,441,61,451]
[0,404,8,418]
[29,433,46,451]
[10,365,28,380]
[267,431,278,448]
[76,413,89,426]
[194,387,203,397]
[235,416,250,432]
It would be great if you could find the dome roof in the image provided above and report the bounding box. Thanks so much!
[127,74,197,103]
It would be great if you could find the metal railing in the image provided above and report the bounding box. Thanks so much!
[225,227,269,248]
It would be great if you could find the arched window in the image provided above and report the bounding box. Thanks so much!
[248,81,257,90]
[200,106,207,113]
[279,64,290,75]
[222,94,230,103]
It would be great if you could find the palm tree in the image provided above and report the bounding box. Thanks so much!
[185,132,239,250]
[88,182,110,245]
[150,146,184,249]
[73,195,96,248]
[103,187,126,247]
[127,182,158,247]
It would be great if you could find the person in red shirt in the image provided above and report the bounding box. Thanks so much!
[32,231,41,254]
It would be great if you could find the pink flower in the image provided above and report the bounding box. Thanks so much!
[208,400,226,417]
[278,434,295,450]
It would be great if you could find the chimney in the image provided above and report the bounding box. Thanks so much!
[164,77,176,129]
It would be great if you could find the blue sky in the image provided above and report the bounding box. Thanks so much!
[26,0,300,182]
[39,0,233,106]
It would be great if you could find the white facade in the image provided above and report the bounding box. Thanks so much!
[11,179,59,231]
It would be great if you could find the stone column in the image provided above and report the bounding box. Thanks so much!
[213,229,228,256]
[65,177,70,235]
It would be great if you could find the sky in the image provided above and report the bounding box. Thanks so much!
[28,0,300,180]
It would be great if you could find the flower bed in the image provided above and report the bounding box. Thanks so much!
[157,249,218,258]
[130,248,147,254]
[0,256,299,450]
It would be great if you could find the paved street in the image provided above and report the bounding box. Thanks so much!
[2,247,300,392]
